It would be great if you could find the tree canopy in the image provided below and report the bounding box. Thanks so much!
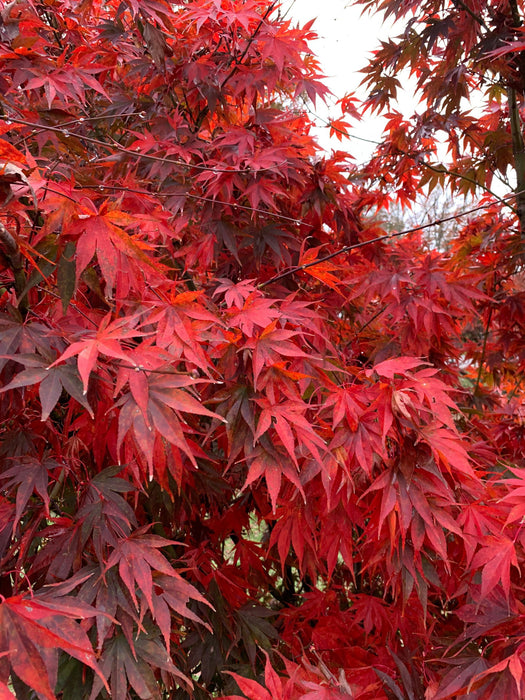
[0,0,524,698]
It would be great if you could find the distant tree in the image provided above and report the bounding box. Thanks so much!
[380,187,467,250]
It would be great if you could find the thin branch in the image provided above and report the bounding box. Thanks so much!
[36,286,99,326]
[44,186,521,283]
[280,0,298,21]
[301,98,382,146]
[221,1,278,89]
[450,0,488,28]
[422,161,517,213]
[259,190,522,288]
[54,184,304,225]
[304,100,515,204]
[354,305,387,338]
[0,116,284,175]
[12,111,149,147]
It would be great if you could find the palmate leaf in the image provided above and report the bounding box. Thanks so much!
[499,467,525,524]
[214,278,258,309]
[105,529,211,651]
[227,294,281,337]
[244,443,305,513]
[471,535,520,601]
[235,605,279,666]
[329,410,384,478]
[253,397,326,468]
[466,653,525,698]
[88,631,191,700]
[105,531,185,611]
[222,654,354,700]
[67,203,164,294]
[420,425,475,479]
[0,455,56,529]
[0,352,93,420]
[146,290,219,376]
[75,466,138,561]
[57,559,209,696]
[116,371,225,472]
[0,593,107,700]
[49,312,148,394]
[245,322,310,389]
[223,654,285,700]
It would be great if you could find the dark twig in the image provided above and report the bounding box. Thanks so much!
[450,0,487,28]
[0,116,283,175]
[422,162,516,213]
[260,190,521,288]
[221,1,278,90]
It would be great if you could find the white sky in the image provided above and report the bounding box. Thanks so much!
[284,0,407,161]
[285,1,510,199]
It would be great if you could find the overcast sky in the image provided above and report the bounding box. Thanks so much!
[284,0,404,160]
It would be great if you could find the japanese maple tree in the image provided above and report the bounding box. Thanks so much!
[0,0,524,699]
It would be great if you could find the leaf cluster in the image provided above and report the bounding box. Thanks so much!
[0,1,524,699]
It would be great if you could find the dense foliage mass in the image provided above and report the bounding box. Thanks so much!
[0,0,524,698]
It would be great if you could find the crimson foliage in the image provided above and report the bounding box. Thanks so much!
[0,1,524,698]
